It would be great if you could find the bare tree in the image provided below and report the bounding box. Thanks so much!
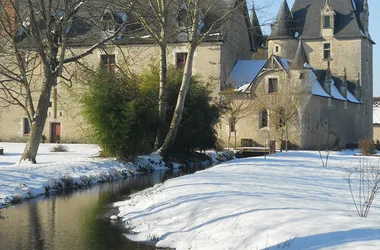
[347,159,380,217]
[309,119,337,168]
[0,0,131,163]
[159,0,245,157]
[221,89,254,148]
[255,79,301,152]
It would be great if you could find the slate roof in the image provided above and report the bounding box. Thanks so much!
[15,0,256,50]
[291,39,308,69]
[291,0,370,40]
[269,0,295,39]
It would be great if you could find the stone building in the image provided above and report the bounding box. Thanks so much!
[0,0,260,143]
[219,0,374,149]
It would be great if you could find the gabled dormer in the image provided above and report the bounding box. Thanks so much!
[321,0,335,37]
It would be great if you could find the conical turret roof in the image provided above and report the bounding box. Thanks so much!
[250,5,264,47]
[291,39,308,69]
[269,0,294,39]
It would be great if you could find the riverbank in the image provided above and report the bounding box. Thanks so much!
[0,143,232,207]
[116,150,380,250]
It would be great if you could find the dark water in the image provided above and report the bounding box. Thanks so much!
[0,167,208,250]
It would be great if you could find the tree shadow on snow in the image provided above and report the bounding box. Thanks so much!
[266,228,380,250]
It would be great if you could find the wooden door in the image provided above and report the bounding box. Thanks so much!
[51,123,61,143]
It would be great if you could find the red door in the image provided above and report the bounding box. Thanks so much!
[51,123,61,143]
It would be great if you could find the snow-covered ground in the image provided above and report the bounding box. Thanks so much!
[0,143,167,207]
[116,151,380,250]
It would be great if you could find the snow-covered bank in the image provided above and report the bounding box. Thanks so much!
[0,143,231,208]
[116,151,380,250]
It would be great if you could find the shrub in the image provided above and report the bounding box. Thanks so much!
[51,145,69,152]
[82,66,221,158]
[82,70,157,159]
[358,138,376,156]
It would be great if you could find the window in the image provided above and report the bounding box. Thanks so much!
[323,43,331,59]
[229,117,236,132]
[176,53,187,69]
[268,78,278,93]
[101,54,116,72]
[275,46,279,53]
[299,73,304,79]
[260,109,268,128]
[23,117,30,135]
[277,108,285,128]
[323,16,331,28]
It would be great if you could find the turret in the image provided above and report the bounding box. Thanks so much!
[267,0,297,59]
[291,39,309,70]
[250,3,267,59]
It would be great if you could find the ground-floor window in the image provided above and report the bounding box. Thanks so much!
[23,117,30,135]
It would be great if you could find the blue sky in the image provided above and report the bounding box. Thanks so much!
[254,0,379,96]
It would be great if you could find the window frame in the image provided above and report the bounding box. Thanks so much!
[323,43,331,59]
[323,15,331,29]
[268,78,278,94]
[101,54,116,72]
[176,52,188,69]
[23,117,30,135]
[259,109,268,129]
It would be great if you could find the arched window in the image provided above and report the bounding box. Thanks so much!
[260,109,268,128]
[277,108,285,128]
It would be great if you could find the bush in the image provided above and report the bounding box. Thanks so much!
[82,70,157,159]
[358,138,376,156]
[82,66,221,158]
[51,145,69,152]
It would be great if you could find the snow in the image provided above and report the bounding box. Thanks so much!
[311,72,330,97]
[279,58,290,71]
[330,80,347,101]
[235,83,250,92]
[227,60,266,88]
[116,151,380,250]
[374,106,380,124]
[346,90,360,104]
[0,143,166,207]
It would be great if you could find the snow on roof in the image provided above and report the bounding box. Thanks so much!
[235,83,250,92]
[374,106,380,124]
[311,72,330,97]
[279,58,290,71]
[346,90,360,104]
[227,60,266,88]
[330,80,347,101]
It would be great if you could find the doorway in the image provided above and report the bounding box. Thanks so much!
[51,123,61,143]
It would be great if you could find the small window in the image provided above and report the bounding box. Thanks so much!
[277,108,285,128]
[49,101,52,107]
[23,117,30,135]
[323,16,331,28]
[268,78,278,93]
[59,112,63,117]
[275,46,279,53]
[176,53,187,69]
[299,73,304,79]
[229,117,236,133]
[260,109,268,128]
[101,54,116,72]
[323,43,331,59]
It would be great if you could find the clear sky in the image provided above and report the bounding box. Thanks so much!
[254,0,379,96]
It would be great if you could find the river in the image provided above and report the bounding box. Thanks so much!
[0,166,208,250]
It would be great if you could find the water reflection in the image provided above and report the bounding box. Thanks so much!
[0,169,197,250]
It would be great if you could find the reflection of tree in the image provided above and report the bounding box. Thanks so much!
[28,201,45,249]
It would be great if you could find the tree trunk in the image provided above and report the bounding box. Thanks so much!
[160,45,196,157]
[154,44,167,150]
[20,75,54,163]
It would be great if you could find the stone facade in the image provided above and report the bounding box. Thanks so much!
[0,2,256,143]
[219,0,374,149]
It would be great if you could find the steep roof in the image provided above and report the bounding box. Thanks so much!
[291,39,308,69]
[269,0,294,39]
[291,0,368,39]
[250,7,265,47]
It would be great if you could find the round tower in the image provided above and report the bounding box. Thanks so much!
[267,0,298,60]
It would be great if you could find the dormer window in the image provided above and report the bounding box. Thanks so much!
[323,16,331,28]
